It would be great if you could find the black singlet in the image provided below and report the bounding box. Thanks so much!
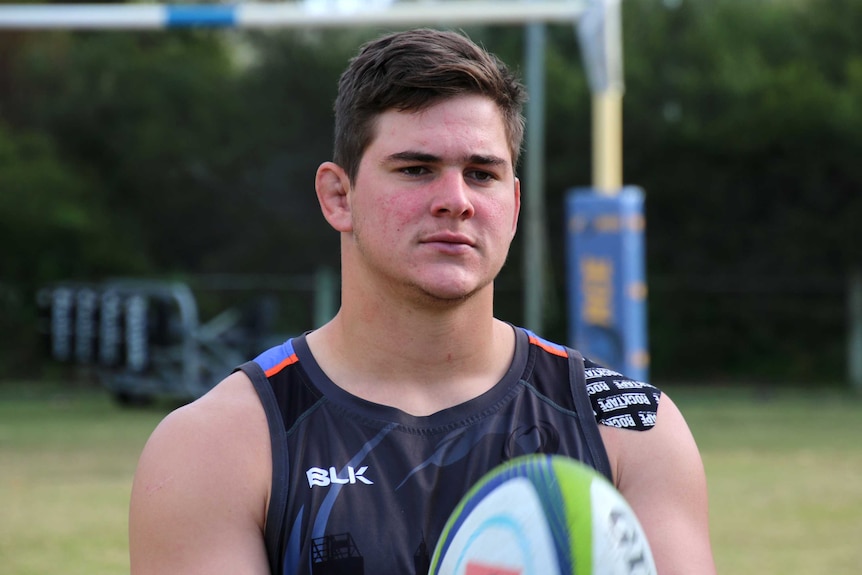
[238,326,661,575]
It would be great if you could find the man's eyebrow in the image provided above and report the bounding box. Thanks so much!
[385,151,440,164]
[385,151,508,166]
[468,154,508,167]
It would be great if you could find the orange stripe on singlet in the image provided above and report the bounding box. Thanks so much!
[528,334,569,358]
[264,353,299,378]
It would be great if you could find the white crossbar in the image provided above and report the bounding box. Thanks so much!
[0,1,588,30]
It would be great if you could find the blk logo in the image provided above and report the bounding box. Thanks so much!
[306,466,373,488]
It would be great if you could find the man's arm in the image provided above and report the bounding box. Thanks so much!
[601,393,717,574]
[129,372,272,575]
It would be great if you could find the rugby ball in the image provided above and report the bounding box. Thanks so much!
[429,454,656,575]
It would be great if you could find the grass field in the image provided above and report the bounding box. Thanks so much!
[1,383,861,574]
[0,385,166,575]
[671,385,862,574]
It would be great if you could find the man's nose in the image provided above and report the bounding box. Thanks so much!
[430,171,475,219]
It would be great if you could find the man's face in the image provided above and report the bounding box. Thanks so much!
[344,94,521,305]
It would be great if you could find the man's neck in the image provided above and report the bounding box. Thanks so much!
[305,291,516,415]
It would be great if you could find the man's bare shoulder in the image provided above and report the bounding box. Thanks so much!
[129,371,271,574]
[599,392,716,574]
[143,371,269,466]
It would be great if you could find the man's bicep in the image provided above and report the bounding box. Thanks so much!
[129,406,270,575]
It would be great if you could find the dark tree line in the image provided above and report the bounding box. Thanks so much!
[1,0,860,384]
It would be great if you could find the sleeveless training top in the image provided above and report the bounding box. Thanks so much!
[239,326,661,575]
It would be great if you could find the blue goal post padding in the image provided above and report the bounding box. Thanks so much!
[565,186,649,382]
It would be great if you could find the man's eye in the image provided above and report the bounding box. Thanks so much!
[400,166,428,176]
[468,170,495,182]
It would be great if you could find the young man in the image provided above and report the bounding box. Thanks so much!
[129,28,716,574]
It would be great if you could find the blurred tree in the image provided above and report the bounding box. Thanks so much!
[620,0,862,381]
[0,124,144,285]
[9,31,251,272]
[1,0,861,384]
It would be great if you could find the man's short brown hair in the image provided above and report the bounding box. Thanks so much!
[333,28,527,182]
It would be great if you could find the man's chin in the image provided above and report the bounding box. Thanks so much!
[411,280,492,308]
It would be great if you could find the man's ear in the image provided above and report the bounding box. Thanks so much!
[315,161,353,232]
[511,177,521,236]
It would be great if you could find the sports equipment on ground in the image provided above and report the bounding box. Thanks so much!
[429,454,656,575]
